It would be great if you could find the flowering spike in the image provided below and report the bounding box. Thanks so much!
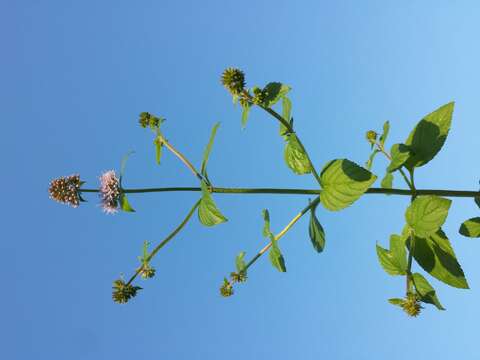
[99,170,120,214]
[49,174,82,208]
[221,68,246,96]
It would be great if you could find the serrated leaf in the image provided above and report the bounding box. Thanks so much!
[284,134,312,175]
[120,193,135,212]
[198,181,227,227]
[381,172,393,189]
[405,195,451,237]
[379,121,390,147]
[241,101,251,129]
[320,159,377,211]
[201,122,220,176]
[308,202,325,253]
[235,251,246,272]
[365,149,380,171]
[408,229,468,289]
[387,143,410,172]
[459,217,480,238]
[388,298,404,307]
[262,82,290,107]
[412,273,445,310]
[262,209,272,238]
[269,237,286,272]
[404,102,454,169]
[376,235,407,276]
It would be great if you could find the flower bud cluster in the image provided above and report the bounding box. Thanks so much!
[49,174,82,208]
[139,112,163,129]
[221,68,246,96]
[112,279,142,304]
[401,292,422,317]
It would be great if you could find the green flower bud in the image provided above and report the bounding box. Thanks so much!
[112,279,142,304]
[230,271,247,283]
[219,278,234,297]
[401,293,422,317]
[140,265,156,279]
[252,86,265,105]
[221,68,246,96]
[366,130,378,144]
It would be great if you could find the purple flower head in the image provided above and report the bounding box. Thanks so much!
[99,170,120,214]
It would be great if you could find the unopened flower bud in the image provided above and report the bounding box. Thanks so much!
[366,130,377,144]
[230,271,247,283]
[221,68,246,96]
[49,174,82,208]
[401,293,422,317]
[140,264,156,279]
[112,279,142,304]
[219,278,234,297]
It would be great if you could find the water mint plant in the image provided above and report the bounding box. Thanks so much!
[49,68,480,316]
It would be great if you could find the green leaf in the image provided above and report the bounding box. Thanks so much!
[279,96,292,138]
[376,235,407,275]
[198,181,227,227]
[365,149,380,171]
[235,251,246,273]
[308,202,325,253]
[459,217,480,238]
[262,82,291,107]
[412,273,445,310]
[408,229,468,289]
[262,209,272,238]
[387,143,410,173]
[154,136,163,165]
[405,195,451,238]
[404,102,454,169]
[269,236,286,272]
[379,121,390,147]
[120,193,135,212]
[388,298,405,307]
[320,159,377,211]
[381,172,393,189]
[201,122,220,176]
[284,134,312,175]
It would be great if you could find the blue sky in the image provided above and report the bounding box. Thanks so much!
[3,1,480,359]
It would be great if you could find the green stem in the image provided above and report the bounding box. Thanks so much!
[158,134,205,183]
[244,197,320,270]
[80,186,480,198]
[126,199,201,285]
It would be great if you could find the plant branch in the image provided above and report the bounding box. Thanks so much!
[158,134,205,182]
[80,186,480,198]
[126,199,201,285]
[244,197,321,270]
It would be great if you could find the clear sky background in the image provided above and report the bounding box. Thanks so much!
[3,1,480,359]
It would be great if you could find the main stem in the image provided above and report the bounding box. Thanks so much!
[80,186,480,198]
